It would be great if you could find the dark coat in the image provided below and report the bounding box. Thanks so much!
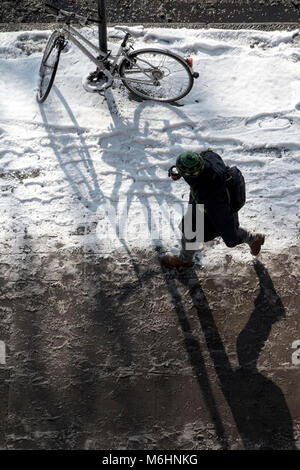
[182,150,242,247]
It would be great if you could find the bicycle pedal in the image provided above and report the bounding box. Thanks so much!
[87,71,106,83]
[82,72,112,94]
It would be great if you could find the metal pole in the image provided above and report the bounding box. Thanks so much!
[98,0,107,54]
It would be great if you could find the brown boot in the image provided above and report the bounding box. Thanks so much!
[160,254,194,269]
[249,233,265,256]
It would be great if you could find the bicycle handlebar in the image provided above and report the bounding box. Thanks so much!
[45,3,102,25]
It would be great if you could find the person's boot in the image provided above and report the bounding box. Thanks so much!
[249,233,265,256]
[160,254,194,269]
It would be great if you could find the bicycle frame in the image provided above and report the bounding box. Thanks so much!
[58,22,129,92]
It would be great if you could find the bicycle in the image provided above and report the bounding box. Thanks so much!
[37,3,199,104]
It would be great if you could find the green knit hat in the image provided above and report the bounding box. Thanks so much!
[176,151,205,177]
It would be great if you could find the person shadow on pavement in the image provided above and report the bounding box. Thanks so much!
[171,258,296,449]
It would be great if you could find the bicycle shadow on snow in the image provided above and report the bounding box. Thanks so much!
[39,86,202,277]
[40,86,195,216]
[38,86,143,278]
[38,86,102,212]
[101,89,207,248]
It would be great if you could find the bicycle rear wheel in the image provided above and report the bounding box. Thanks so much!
[119,48,194,103]
[37,31,64,103]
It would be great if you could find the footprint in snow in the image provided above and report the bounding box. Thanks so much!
[245,114,292,131]
[16,32,49,42]
[15,32,50,56]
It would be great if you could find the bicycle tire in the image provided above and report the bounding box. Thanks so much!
[36,31,63,103]
[119,48,194,103]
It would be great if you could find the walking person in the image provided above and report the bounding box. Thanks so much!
[161,150,265,269]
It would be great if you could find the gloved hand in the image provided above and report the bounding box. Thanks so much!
[168,165,181,180]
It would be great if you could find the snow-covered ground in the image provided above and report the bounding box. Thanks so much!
[0,26,299,266]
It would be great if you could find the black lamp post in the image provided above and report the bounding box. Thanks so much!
[97,0,107,53]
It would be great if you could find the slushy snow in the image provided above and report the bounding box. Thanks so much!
[0,25,299,266]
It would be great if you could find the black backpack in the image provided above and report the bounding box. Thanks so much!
[188,150,246,213]
[225,166,246,212]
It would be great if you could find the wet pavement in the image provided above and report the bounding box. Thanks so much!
[0,244,299,449]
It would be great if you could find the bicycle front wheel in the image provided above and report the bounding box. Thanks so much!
[37,31,63,103]
[119,48,194,103]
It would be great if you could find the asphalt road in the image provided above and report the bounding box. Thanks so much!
[0,247,299,449]
[1,0,300,25]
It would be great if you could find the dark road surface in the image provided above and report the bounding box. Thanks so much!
[0,246,299,449]
[0,0,300,27]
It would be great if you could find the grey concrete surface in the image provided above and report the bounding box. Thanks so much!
[0,244,299,449]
